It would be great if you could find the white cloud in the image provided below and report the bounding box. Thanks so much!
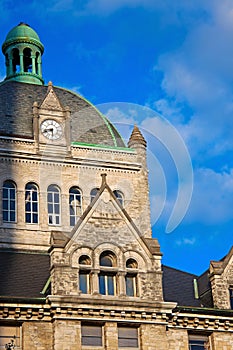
[185,168,233,225]
[175,237,196,246]
[153,0,233,159]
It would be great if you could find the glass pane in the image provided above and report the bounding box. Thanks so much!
[47,193,52,202]
[26,213,31,223]
[33,214,38,223]
[107,275,114,295]
[2,200,8,210]
[32,191,38,201]
[54,204,60,214]
[10,211,15,222]
[10,189,15,199]
[54,193,59,203]
[82,336,102,346]
[25,202,31,211]
[10,200,15,210]
[55,216,60,225]
[99,275,106,295]
[32,202,38,212]
[126,276,134,296]
[100,255,112,267]
[70,216,75,226]
[2,188,8,197]
[79,273,88,293]
[3,211,8,221]
[48,204,53,213]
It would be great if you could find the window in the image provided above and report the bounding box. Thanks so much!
[118,327,139,348]
[230,288,233,309]
[12,48,20,73]
[0,325,20,349]
[69,186,82,226]
[2,180,16,222]
[113,190,124,206]
[90,188,99,202]
[79,255,91,294]
[81,324,102,347]
[189,335,210,350]
[126,259,138,297]
[25,182,39,223]
[47,185,60,225]
[99,251,116,296]
[23,48,32,72]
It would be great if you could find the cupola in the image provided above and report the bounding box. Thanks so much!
[2,22,44,85]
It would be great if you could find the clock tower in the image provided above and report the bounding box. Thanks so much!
[33,81,71,155]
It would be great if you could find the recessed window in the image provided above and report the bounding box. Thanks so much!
[23,47,32,72]
[0,325,20,349]
[189,335,210,350]
[81,324,103,347]
[25,182,39,223]
[126,259,138,297]
[2,180,16,222]
[69,186,82,226]
[113,190,124,206]
[99,251,117,296]
[118,326,139,348]
[90,188,99,202]
[229,288,233,309]
[47,185,60,225]
[79,255,91,294]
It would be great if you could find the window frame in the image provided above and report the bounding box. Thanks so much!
[118,326,139,349]
[79,255,92,294]
[25,182,39,224]
[2,180,17,223]
[69,186,82,226]
[47,184,61,226]
[81,324,103,347]
[99,251,117,296]
[188,334,210,350]
[125,258,139,297]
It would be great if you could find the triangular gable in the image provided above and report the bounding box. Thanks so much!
[210,246,233,275]
[64,174,158,257]
[40,82,63,111]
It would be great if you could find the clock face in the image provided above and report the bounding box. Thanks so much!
[40,119,63,140]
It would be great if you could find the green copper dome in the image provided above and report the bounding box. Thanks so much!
[2,22,44,52]
[1,23,44,85]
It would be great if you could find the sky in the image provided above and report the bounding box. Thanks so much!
[0,0,233,275]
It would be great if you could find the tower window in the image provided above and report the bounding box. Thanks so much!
[23,48,32,72]
[90,188,99,202]
[47,185,60,225]
[113,190,124,206]
[12,48,20,73]
[25,182,39,223]
[2,180,16,222]
[79,255,91,294]
[35,51,40,74]
[69,186,82,226]
[126,259,138,297]
[99,251,117,296]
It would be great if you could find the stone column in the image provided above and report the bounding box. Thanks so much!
[104,322,118,350]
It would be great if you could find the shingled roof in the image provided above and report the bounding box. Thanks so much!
[0,251,50,298]
[0,80,125,148]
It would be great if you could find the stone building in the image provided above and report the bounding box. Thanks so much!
[0,23,232,350]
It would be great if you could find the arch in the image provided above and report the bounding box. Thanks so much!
[69,186,82,226]
[2,180,17,222]
[79,255,91,265]
[25,182,39,224]
[23,47,32,72]
[12,48,20,73]
[47,184,60,225]
[113,190,124,206]
[126,258,138,269]
[99,250,116,267]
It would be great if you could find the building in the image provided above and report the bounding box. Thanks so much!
[0,23,232,350]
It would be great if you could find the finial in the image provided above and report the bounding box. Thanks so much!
[128,125,147,148]
[47,81,53,92]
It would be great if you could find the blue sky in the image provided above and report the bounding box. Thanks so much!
[0,0,233,275]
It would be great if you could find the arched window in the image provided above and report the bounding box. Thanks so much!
[23,48,32,72]
[69,186,82,226]
[125,258,138,297]
[113,190,124,206]
[47,185,60,225]
[2,180,16,222]
[90,188,99,202]
[79,255,91,294]
[25,183,39,223]
[12,48,20,73]
[99,251,117,296]
[35,52,40,74]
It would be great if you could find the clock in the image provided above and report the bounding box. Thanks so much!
[40,119,63,140]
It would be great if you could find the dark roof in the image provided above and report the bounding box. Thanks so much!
[197,270,213,308]
[162,265,201,307]
[0,80,125,147]
[0,251,50,298]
